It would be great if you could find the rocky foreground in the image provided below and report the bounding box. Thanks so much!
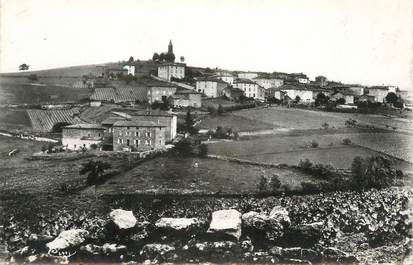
[2,187,412,264]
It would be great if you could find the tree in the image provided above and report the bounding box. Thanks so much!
[152,53,160,61]
[295,95,301,103]
[315,92,329,106]
[269,175,281,192]
[128,56,134,62]
[80,160,112,198]
[385,92,398,104]
[174,138,193,156]
[258,175,268,192]
[199,144,208,157]
[184,110,198,135]
[165,52,175,62]
[180,56,185,63]
[19,63,29,71]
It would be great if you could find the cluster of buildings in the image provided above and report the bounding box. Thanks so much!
[62,110,177,152]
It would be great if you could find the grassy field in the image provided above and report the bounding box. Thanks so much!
[0,83,90,104]
[233,106,413,132]
[93,156,317,195]
[206,133,413,171]
[197,113,275,132]
[0,108,32,132]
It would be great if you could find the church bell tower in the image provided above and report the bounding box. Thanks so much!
[168,40,173,54]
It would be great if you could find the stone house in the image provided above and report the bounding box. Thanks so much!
[195,77,228,98]
[62,124,105,151]
[331,90,355,104]
[233,78,265,101]
[147,84,177,104]
[172,90,202,108]
[158,62,185,81]
[223,86,244,101]
[112,120,166,152]
[368,86,396,103]
[253,77,283,89]
[237,72,259,80]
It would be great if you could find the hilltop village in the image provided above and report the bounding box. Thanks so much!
[1,40,413,264]
[1,40,408,154]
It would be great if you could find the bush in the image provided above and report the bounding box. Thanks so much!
[342,138,352,145]
[174,139,193,156]
[198,144,208,157]
[257,175,268,192]
[269,175,281,192]
[321,122,329,130]
[90,144,98,150]
[350,156,403,190]
[300,181,321,193]
[311,140,319,148]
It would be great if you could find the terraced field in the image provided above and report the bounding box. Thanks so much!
[27,109,83,132]
[90,86,147,103]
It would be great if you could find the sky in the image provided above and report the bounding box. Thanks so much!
[0,0,412,90]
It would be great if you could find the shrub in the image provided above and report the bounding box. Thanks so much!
[174,139,193,156]
[199,144,208,157]
[321,122,329,130]
[311,140,319,148]
[342,138,352,145]
[258,175,268,192]
[269,175,281,192]
[90,144,98,150]
[298,159,313,171]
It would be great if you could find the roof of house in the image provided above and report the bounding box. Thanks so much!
[101,117,126,125]
[113,120,166,127]
[369,86,392,90]
[90,86,148,103]
[233,78,258,84]
[64,124,105,130]
[224,86,244,93]
[158,62,186,67]
[195,76,227,83]
[175,89,201,95]
[332,90,355,96]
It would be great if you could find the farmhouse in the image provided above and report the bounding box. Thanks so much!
[62,124,105,151]
[237,72,259,80]
[106,67,128,79]
[195,77,228,98]
[122,64,135,76]
[233,78,265,101]
[368,86,396,103]
[276,84,314,103]
[158,62,185,81]
[126,110,177,142]
[112,120,166,152]
[147,84,177,104]
[253,77,283,89]
[223,86,244,101]
[331,90,355,104]
[172,89,202,108]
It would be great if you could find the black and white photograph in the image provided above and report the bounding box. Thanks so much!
[0,0,412,264]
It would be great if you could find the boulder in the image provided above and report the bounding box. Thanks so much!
[139,243,176,261]
[109,209,137,230]
[269,206,291,226]
[186,241,242,260]
[242,211,284,241]
[46,229,89,250]
[208,209,242,240]
[155,217,201,231]
[270,246,321,262]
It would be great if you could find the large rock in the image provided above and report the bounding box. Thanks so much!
[208,209,242,240]
[242,209,287,241]
[46,229,89,250]
[155,217,201,231]
[269,206,291,226]
[109,209,137,230]
[185,241,242,260]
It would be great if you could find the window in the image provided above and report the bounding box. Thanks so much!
[119,131,122,136]
[135,131,139,137]
[145,139,149,145]
[147,132,151,137]
[118,138,121,144]
[135,139,140,145]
